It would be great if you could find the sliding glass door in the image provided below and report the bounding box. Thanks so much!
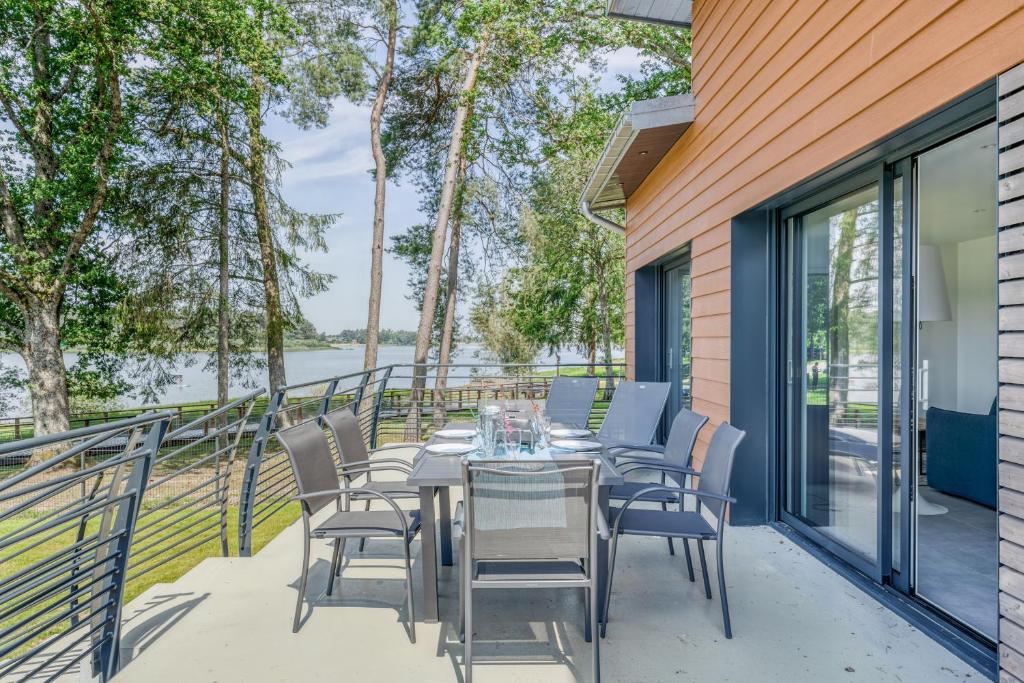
[780,121,998,640]
[783,181,884,573]
[663,258,692,418]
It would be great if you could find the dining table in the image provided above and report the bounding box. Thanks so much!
[405,421,624,642]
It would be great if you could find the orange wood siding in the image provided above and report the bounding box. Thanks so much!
[623,0,1024,461]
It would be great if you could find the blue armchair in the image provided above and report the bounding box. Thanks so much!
[925,399,997,508]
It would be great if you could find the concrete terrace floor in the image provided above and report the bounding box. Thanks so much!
[113,452,985,683]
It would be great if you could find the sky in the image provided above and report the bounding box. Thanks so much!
[264,47,648,334]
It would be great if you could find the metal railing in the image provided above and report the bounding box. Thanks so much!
[128,390,263,581]
[236,369,391,557]
[0,413,171,682]
[0,400,249,446]
[236,363,623,556]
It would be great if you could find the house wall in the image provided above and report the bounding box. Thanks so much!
[623,0,1024,465]
[996,61,1024,682]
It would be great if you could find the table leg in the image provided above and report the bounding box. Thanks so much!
[594,487,610,641]
[439,486,453,567]
[419,485,439,623]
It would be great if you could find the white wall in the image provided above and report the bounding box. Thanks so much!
[956,234,998,413]
[917,236,997,415]
[918,243,959,412]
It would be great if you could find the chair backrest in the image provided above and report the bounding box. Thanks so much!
[597,381,671,444]
[277,420,339,515]
[544,376,599,428]
[462,459,598,562]
[697,422,746,520]
[663,407,710,472]
[320,407,369,471]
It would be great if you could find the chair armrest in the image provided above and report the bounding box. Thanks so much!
[606,443,664,455]
[612,455,665,467]
[292,487,412,536]
[618,462,699,478]
[595,508,611,541]
[612,485,736,536]
[339,458,413,475]
[371,443,422,452]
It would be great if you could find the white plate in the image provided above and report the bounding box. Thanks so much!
[550,428,591,439]
[425,442,476,455]
[434,428,477,439]
[550,439,602,452]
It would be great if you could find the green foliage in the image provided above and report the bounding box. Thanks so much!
[330,328,418,345]
[385,0,690,365]
[470,282,539,365]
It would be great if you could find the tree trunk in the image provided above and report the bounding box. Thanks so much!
[362,0,398,375]
[406,31,489,438]
[217,104,231,411]
[586,339,596,376]
[246,76,287,394]
[433,168,465,426]
[24,297,70,457]
[829,212,857,420]
[359,1,399,433]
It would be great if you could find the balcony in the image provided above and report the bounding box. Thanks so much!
[0,365,986,682]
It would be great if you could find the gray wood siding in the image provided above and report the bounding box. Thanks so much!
[1001,60,1024,683]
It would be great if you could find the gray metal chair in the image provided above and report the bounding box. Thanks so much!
[278,420,420,641]
[595,381,671,449]
[607,407,709,572]
[321,407,422,552]
[454,459,607,683]
[544,376,600,429]
[604,422,745,639]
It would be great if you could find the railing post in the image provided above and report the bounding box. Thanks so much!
[318,378,341,417]
[99,415,169,679]
[238,390,284,557]
[369,366,393,449]
[218,391,262,557]
[350,372,370,417]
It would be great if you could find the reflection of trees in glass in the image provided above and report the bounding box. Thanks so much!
[827,199,879,422]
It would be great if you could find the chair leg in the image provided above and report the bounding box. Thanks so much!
[696,539,712,599]
[464,572,473,683]
[458,538,465,643]
[358,498,371,552]
[326,539,341,596]
[293,533,311,633]
[716,539,732,639]
[660,501,676,556]
[601,533,620,638]
[589,584,600,683]
[682,539,695,582]
[404,539,416,644]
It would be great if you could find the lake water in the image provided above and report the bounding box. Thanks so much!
[0,345,599,415]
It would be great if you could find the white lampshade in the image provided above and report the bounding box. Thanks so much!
[918,244,952,322]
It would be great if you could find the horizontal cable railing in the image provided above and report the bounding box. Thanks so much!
[128,391,264,583]
[236,363,623,556]
[0,413,170,683]
[0,400,252,447]
[237,370,387,557]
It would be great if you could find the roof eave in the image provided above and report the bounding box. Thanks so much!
[606,0,693,28]
[580,93,695,215]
